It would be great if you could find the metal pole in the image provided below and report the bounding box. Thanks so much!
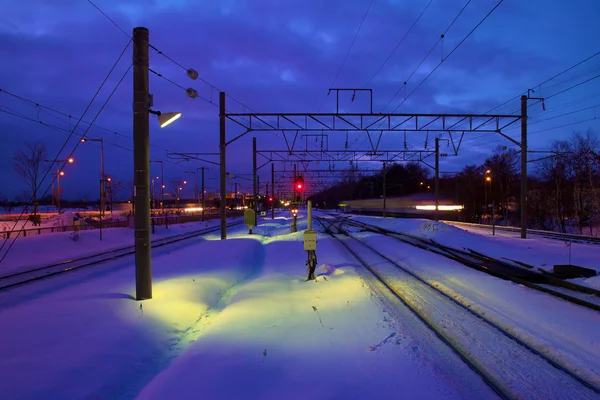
[99,179,103,241]
[293,164,297,204]
[194,172,198,206]
[520,95,528,239]
[100,140,105,217]
[271,162,275,219]
[382,162,386,218]
[161,162,164,215]
[253,137,257,225]
[492,201,496,236]
[307,200,312,230]
[133,26,152,300]
[201,166,205,222]
[57,167,61,214]
[219,92,227,239]
[435,137,439,222]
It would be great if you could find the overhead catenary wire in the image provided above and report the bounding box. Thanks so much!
[0,88,205,163]
[86,0,281,142]
[379,0,474,114]
[0,42,132,264]
[0,106,184,167]
[317,0,375,112]
[0,63,132,264]
[460,74,600,145]
[388,0,504,114]
[484,50,600,115]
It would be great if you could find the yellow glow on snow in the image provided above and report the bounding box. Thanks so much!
[142,276,229,328]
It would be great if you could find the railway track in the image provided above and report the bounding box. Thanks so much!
[315,216,600,400]
[339,218,600,312]
[0,221,244,290]
[443,220,600,245]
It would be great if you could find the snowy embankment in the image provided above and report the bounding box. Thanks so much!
[356,232,600,392]
[0,216,241,277]
[350,215,600,287]
[0,228,265,399]
[0,214,496,400]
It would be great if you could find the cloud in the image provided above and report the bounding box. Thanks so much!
[1,0,599,199]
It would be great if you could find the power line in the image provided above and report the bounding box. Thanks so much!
[380,0,474,113]
[317,0,375,112]
[362,0,434,89]
[389,0,504,113]
[0,41,131,263]
[483,50,600,115]
[0,88,192,160]
[0,63,132,263]
[341,0,434,151]
[87,0,130,38]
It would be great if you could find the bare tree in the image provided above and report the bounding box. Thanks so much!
[13,142,48,217]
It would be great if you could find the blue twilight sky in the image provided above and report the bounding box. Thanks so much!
[1,0,599,201]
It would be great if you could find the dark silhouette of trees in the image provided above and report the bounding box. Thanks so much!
[13,142,48,217]
[309,129,599,235]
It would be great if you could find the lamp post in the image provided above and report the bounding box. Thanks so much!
[132,26,186,301]
[44,157,74,214]
[150,160,164,214]
[81,138,105,217]
[185,170,197,205]
[199,167,205,221]
[485,169,492,223]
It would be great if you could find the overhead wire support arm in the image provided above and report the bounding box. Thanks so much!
[327,88,373,113]
[223,112,520,133]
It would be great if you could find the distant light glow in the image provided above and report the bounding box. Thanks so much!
[183,207,203,212]
[416,205,464,211]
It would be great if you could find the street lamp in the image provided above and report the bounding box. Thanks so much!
[484,170,492,222]
[81,138,105,217]
[149,110,182,128]
[150,160,165,215]
[44,158,74,213]
[185,171,197,205]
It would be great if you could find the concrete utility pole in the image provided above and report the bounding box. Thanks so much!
[133,26,152,300]
[219,92,227,239]
[271,163,275,219]
[434,136,440,222]
[520,95,528,239]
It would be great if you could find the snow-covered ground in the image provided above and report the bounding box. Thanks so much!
[0,213,496,399]
[0,215,242,277]
[350,215,600,286]
[2,210,600,399]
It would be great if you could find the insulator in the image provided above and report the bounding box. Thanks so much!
[187,69,199,80]
[186,88,198,99]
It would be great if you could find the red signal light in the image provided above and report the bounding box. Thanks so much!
[269,197,273,201]
[297,184,302,189]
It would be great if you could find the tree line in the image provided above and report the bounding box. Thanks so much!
[309,129,600,235]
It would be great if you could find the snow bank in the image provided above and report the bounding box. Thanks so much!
[351,215,600,274]
[0,218,230,277]
[0,228,261,399]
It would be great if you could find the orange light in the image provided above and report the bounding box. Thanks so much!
[67,157,74,163]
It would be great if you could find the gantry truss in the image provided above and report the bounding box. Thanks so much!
[255,149,436,171]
